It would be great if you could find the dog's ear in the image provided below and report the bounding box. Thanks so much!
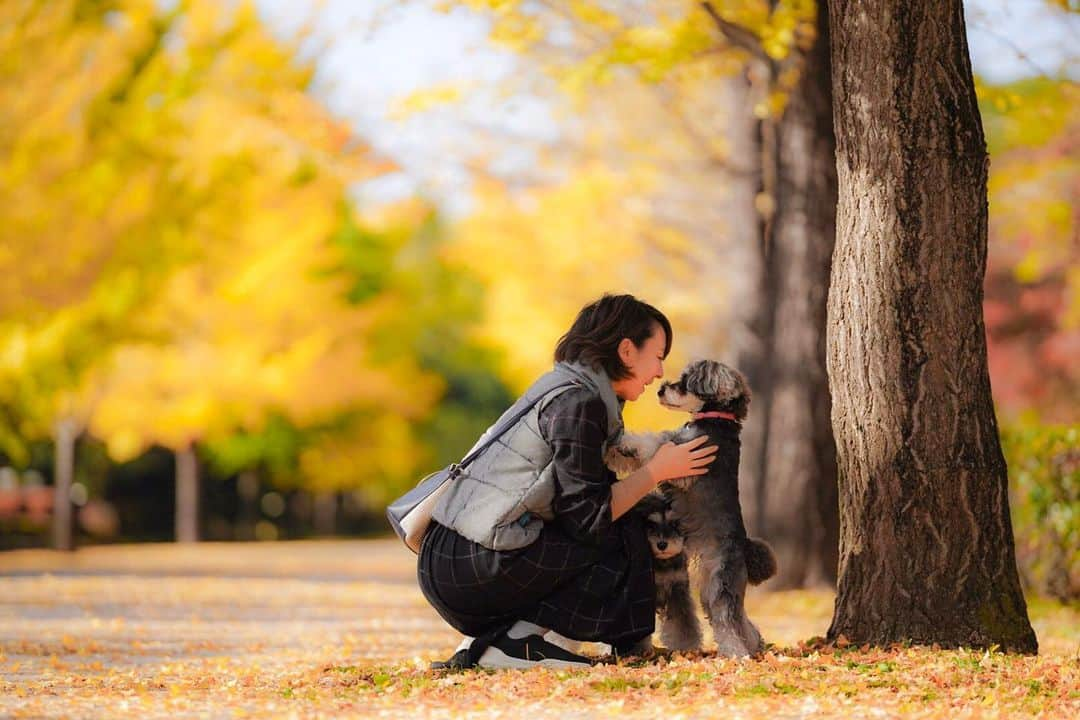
[633,491,667,517]
[683,360,750,409]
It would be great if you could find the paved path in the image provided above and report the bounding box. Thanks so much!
[1,540,1074,719]
[1,540,462,717]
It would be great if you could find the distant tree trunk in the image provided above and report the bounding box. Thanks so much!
[175,444,199,543]
[313,492,338,536]
[51,418,78,552]
[236,470,259,541]
[825,0,1037,652]
[759,0,839,590]
[718,5,839,588]
[727,69,771,537]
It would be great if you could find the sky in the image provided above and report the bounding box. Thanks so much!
[255,0,1079,215]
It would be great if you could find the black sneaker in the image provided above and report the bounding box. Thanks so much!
[477,632,593,670]
[430,648,473,670]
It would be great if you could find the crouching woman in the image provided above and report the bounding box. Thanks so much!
[418,294,717,669]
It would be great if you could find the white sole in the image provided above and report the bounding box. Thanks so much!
[477,646,591,670]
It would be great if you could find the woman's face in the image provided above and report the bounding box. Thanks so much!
[611,325,667,402]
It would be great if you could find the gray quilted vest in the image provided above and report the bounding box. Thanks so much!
[432,362,624,551]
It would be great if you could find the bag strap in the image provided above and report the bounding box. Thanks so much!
[455,376,580,471]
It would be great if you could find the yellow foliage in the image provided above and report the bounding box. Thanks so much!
[89,196,442,457]
[298,416,420,499]
[0,0,442,494]
[569,0,623,33]
[760,0,815,60]
[488,12,545,51]
[451,167,719,431]
[389,84,469,120]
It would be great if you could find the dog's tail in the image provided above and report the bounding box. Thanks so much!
[744,538,778,585]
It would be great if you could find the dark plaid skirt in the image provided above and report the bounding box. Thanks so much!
[417,517,655,649]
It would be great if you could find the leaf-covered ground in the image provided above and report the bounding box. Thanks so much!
[1,540,1076,718]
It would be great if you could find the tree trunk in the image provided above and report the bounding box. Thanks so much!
[727,69,771,537]
[175,444,199,543]
[313,492,338,536]
[51,418,77,552]
[722,8,839,589]
[759,0,839,590]
[825,0,1037,652]
[236,469,259,541]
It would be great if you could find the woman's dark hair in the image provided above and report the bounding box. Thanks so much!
[554,294,672,380]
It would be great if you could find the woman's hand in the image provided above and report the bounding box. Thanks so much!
[610,435,718,520]
[645,435,718,484]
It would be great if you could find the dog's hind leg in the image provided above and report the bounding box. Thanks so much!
[658,578,703,652]
[699,545,755,657]
[738,613,765,655]
[706,593,752,657]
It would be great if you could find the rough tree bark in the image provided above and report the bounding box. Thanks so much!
[175,444,199,543]
[760,0,839,589]
[825,0,1037,651]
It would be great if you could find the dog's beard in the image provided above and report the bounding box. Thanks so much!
[657,387,703,412]
[649,537,684,561]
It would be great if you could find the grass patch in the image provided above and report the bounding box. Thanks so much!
[735,680,803,698]
[590,677,650,691]
[846,659,898,673]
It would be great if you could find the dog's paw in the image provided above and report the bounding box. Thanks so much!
[604,446,643,475]
[714,642,755,659]
[621,432,667,460]
[660,622,703,653]
[628,636,655,657]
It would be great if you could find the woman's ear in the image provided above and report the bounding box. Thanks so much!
[618,337,635,365]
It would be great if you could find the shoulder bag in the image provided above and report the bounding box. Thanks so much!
[386,375,578,553]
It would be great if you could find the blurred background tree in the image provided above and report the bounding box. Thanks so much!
[0,0,510,547]
[979,75,1078,603]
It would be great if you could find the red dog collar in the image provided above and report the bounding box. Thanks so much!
[692,411,738,422]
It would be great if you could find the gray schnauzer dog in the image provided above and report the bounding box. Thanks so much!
[630,491,701,654]
[607,359,778,656]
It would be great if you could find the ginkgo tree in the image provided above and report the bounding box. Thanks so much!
[89,199,443,542]
[0,0,438,545]
[194,198,516,532]
[0,0,263,548]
